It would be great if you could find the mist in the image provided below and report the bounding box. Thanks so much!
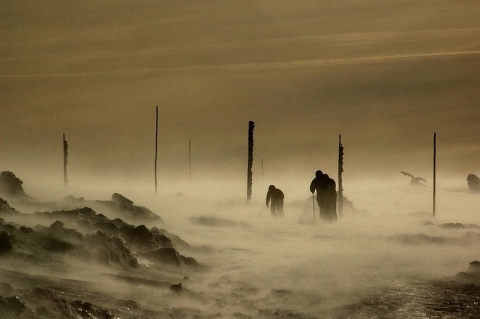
[4,173,480,317]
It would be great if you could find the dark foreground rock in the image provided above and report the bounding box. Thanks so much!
[454,260,480,285]
[0,296,27,318]
[1,204,202,271]
[146,247,201,268]
[0,171,27,199]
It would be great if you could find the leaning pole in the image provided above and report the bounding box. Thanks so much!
[247,121,255,202]
[338,134,344,217]
[63,133,68,187]
[155,105,159,195]
[433,132,436,217]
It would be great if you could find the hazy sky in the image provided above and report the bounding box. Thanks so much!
[1,0,479,190]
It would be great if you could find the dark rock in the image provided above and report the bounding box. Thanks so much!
[454,260,480,285]
[467,260,480,273]
[151,227,191,250]
[44,237,75,252]
[147,247,200,268]
[0,296,27,317]
[0,171,26,198]
[112,193,134,207]
[0,198,20,214]
[440,222,480,230]
[109,193,160,220]
[95,221,119,236]
[42,220,83,242]
[119,224,157,249]
[0,230,13,252]
[149,247,182,266]
[84,231,139,268]
[32,287,57,299]
[170,283,183,293]
[19,226,33,234]
[441,222,465,229]
[70,300,114,319]
[36,207,97,221]
[388,233,446,245]
[50,220,65,231]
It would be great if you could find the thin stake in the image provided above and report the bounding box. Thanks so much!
[247,121,255,201]
[433,132,436,217]
[338,134,344,217]
[63,133,68,187]
[155,106,158,195]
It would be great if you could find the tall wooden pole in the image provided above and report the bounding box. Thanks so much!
[247,121,255,202]
[189,139,192,181]
[63,133,68,187]
[155,106,158,195]
[338,134,344,217]
[433,132,436,217]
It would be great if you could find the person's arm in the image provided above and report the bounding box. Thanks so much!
[310,179,316,193]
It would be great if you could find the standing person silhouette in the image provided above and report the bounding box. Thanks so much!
[310,170,337,221]
[266,185,285,217]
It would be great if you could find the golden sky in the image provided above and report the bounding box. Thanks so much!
[1,1,479,188]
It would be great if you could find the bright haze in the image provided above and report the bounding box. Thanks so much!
[1,0,479,196]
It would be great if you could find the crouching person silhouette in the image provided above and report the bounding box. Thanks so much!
[266,185,284,217]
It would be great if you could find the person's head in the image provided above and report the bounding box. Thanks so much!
[269,185,275,191]
[467,174,480,191]
[315,170,323,178]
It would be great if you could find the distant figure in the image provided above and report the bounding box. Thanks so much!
[266,185,284,217]
[467,174,480,193]
[400,171,427,186]
[310,170,337,221]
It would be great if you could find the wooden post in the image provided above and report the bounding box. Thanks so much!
[189,139,192,181]
[63,133,68,187]
[155,106,158,195]
[247,121,255,202]
[338,134,344,217]
[433,132,436,217]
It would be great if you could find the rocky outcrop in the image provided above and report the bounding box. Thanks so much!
[0,171,26,198]
[60,193,162,222]
[454,260,480,285]
[108,193,160,221]
[146,247,201,268]
[0,296,27,318]
[83,231,139,268]
[3,205,200,270]
[0,198,20,215]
